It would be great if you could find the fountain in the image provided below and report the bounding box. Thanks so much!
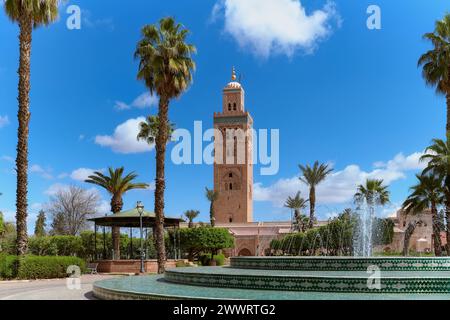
[93,203,450,300]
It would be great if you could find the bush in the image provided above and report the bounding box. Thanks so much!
[0,254,18,279]
[16,255,86,280]
[199,253,226,266]
[0,255,85,280]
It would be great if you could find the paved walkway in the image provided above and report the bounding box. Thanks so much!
[0,275,117,300]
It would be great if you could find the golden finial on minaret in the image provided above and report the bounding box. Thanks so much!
[231,66,237,81]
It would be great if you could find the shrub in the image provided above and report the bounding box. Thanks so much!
[0,254,18,279]
[16,255,86,280]
[199,253,226,266]
[0,255,85,280]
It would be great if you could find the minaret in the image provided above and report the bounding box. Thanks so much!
[213,67,253,223]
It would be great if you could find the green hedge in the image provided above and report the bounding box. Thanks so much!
[199,253,226,266]
[0,255,86,280]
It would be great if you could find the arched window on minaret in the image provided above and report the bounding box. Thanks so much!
[228,103,231,111]
[229,183,233,190]
[233,103,237,111]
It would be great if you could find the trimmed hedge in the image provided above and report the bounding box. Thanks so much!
[0,255,86,280]
[199,253,226,266]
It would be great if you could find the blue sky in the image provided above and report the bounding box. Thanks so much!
[0,0,448,231]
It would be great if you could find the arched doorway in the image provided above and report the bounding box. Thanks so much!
[238,248,252,256]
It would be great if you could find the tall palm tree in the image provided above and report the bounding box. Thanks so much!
[421,137,450,254]
[135,17,195,274]
[137,115,175,145]
[4,0,59,255]
[205,187,219,227]
[402,173,444,256]
[299,161,333,228]
[354,179,390,256]
[354,179,390,209]
[184,210,200,228]
[85,167,149,260]
[418,13,450,134]
[284,192,308,232]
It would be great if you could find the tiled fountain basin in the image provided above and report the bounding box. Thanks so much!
[93,275,450,300]
[231,256,450,271]
[164,267,450,294]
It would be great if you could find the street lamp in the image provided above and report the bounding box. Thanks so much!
[136,201,145,274]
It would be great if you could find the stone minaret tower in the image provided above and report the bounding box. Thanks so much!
[213,68,253,223]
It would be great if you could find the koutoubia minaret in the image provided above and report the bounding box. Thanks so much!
[213,67,253,223]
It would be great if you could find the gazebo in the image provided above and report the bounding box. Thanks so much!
[88,204,184,274]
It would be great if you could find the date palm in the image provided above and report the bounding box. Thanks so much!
[299,161,333,228]
[85,167,149,260]
[137,115,175,145]
[354,179,390,210]
[418,13,450,134]
[205,187,219,227]
[184,210,200,228]
[284,192,308,232]
[354,179,390,256]
[4,0,59,255]
[421,137,450,254]
[135,17,196,273]
[403,173,444,256]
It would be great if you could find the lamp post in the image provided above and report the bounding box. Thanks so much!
[136,201,145,274]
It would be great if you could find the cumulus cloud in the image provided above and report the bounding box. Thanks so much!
[212,0,340,57]
[70,168,105,182]
[95,117,154,154]
[44,183,71,196]
[0,115,9,128]
[254,151,426,207]
[114,92,158,111]
[1,155,13,163]
[30,164,53,180]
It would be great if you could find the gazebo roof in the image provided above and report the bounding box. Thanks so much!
[88,208,184,228]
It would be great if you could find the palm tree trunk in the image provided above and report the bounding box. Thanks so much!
[309,187,315,229]
[431,202,442,256]
[15,15,33,256]
[210,202,215,227]
[446,92,450,134]
[403,222,416,256]
[110,195,123,260]
[445,183,450,256]
[154,97,169,274]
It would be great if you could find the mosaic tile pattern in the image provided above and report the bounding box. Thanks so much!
[231,257,450,271]
[93,275,450,300]
[165,268,450,294]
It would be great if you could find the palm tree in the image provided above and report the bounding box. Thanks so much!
[135,17,196,274]
[4,0,59,255]
[354,179,390,209]
[299,161,333,228]
[354,179,390,256]
[402,173,444,256]
[421,137,450,254]
[418,13,450,134]
[184,210,200,228]
[284,192,308,232]
[137,115,175,145]
[402,221,419,257]
[85,167,149,259]
[205,187,219,227]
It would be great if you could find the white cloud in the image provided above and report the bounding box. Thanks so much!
[212,0,340,57]
[96,200,111,215]
[254,151,426,207]
[30,164,53,179]
[0,115,9,128]
[44,183,71,196]
[95,117,154,154]
[1,155,13,163]
[70,168,105,182]
[114,92,158,111]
